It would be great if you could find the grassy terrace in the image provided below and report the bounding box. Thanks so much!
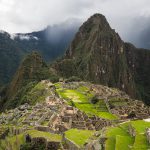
[55,82,118,120]
[105,126,131,150]
[115,135,134,150]
[65,129,95,147]
[0,129,62,150]
[132,134,149,150]
[104,120,150,150]
[26,130,62,142]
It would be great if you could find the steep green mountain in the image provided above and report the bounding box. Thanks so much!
[6,52,49,97]
[54,14,150,104]
[0,52,58,110]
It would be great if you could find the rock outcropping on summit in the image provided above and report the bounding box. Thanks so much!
[55,14,150,103]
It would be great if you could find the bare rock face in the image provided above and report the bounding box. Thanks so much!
[124,43,150,104]
[55,14,136,98]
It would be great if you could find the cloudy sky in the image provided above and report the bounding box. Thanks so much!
[0,0,150,46]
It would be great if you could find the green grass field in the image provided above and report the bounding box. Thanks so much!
[132,134,150,150]
[104,120,150,150]
[115,135,134,150]
[65,129,94,147]
[105,126,130,150]
[131,120,150,134]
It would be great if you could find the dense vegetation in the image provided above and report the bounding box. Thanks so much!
[0,31,23,86]
[0,52,59,110]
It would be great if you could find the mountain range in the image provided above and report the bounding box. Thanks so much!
[0,21,80,86]
[0,13,150,150]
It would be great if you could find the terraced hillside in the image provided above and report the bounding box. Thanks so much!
[104,120,150,150]
[0,80,150,149]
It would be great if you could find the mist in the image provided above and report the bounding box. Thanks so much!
[0,0,150,49]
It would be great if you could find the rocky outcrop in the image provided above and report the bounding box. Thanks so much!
[124,43,150,104]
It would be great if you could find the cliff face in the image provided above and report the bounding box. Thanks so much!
[55,14,150,103]
[125,43,150,103]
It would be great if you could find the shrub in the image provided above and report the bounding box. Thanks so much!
[20,143,45,150]
[20,143,32,150]
[49,75,59,83]
[90,96,99,104]
[65,76,81,83]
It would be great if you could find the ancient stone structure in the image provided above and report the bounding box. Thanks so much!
[146,128,150,143]
[1,81,150,150]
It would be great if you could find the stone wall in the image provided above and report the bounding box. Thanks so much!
[62,136,80,150]
[146,128,150,143]
[25,136,61,150]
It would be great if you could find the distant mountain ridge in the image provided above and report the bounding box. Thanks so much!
[0,22,80,85]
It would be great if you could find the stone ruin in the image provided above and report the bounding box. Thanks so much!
[0,91,112,137]
[1,81,150,135]
[109,98,150,120]
[23,135,60,150]
[146,128,150,143]
[1,81,150,150]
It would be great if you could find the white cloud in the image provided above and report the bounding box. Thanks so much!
[0,0,150,43]
[10,34,39,40]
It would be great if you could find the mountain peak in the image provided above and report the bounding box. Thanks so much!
[87,13,108,23]
[66,13,121,58]
[57,13,136,98]
[79,13,110,33]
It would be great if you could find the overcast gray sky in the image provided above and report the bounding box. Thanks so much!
[0,0,150,43]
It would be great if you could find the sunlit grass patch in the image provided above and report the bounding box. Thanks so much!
[131,120,150,134]
[105,126,130,150]
[55,83,118,120]
[132,134,150,150]
[65,129,94,147]
[57,88,93,103]
[115,135,134,150]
